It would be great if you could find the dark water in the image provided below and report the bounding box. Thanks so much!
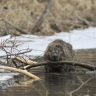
[0,66,96,96]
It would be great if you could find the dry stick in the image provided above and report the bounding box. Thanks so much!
[32,0,54,33]
[0,49,32,58]
[69,76,95,96]
[0,65,40,80]
[15,56,37,65]
[25,61,96,70]
[4,20,27,34]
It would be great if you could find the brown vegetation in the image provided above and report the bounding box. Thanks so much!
[0,0,96,36]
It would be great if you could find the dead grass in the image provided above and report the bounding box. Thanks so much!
[0,0,96,36]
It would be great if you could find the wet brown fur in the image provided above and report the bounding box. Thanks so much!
[44,39,74,72]
[44,39,73,62]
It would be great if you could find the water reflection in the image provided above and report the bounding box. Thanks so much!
[43,73,78,96]
[0,69,96,96]
[0,87,2,93]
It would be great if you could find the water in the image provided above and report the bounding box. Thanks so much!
[0,49,96,96]
[0,67,96,96]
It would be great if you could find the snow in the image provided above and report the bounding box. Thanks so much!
[14,27,96,55]
[0,75,12,81]
[1,27,96,56]
[0,73,19,81]
[0,27,96,80]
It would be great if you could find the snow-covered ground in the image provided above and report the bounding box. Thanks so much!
[0,27,96,80]
[0,27,96,56]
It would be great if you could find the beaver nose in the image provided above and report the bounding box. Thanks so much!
[53,53,57,58]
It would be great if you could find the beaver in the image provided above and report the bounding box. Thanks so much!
[44,39,74,72]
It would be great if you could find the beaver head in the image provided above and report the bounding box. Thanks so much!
[44,44,65,62]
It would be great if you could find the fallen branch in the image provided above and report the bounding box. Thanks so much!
[25,61,96,70]
[0,65,40,80]
[13,56,96,71]
[4,19,27,34]
[15,56,37,65]
[32,0,54,33]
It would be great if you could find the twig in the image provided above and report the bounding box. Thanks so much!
[12,59,20,68]
[0,49,32,58]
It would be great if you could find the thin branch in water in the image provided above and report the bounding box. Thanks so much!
[32,85,44,96]
[77,76,83,84]
[69,76,95,96]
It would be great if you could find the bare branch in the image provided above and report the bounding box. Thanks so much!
[0,49,32,58]
[25,61,96,70]
[0,65,40,80]
[69,76,95,96]
[4,19,27,34]
[15,56,37,65]
[32,0,54,33]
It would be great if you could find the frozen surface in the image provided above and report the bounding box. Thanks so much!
[0,27,96,80]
